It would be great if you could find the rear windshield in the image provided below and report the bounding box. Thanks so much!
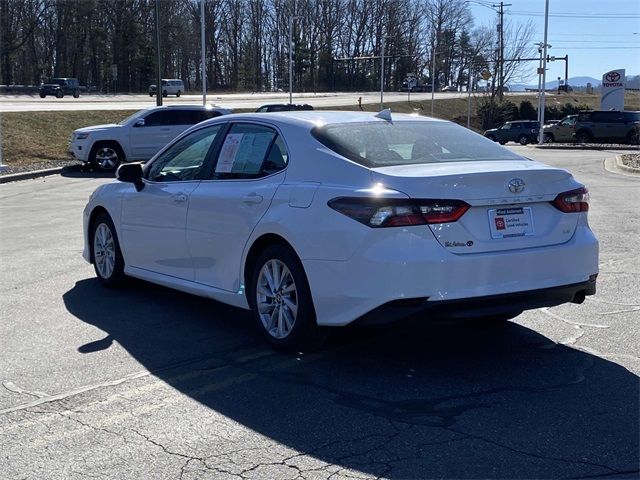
[312,121,522,167]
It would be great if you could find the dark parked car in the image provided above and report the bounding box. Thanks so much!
[573,110,640,145]
[39,78,81,98]
[255,104,314,113]
[484,120,540,145]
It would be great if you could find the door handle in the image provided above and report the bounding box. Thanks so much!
[242,194,263,204]
[172,193,188,204]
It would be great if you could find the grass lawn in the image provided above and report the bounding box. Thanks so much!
[1,92,638,168]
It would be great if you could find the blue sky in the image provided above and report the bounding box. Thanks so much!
[468,0,640,83]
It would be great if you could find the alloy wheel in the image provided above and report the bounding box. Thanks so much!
[256,259,298,339]
[93,223,116,279]
[95,147,119,170]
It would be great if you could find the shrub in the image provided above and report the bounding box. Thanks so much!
[477,98,519,130]
[519,100,537,120]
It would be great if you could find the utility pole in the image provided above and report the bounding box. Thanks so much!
[493,2,511,100]
[538,0,550,144]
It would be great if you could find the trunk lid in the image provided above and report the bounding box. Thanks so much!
[372,160,582,254]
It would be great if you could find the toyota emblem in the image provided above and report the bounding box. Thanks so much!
[508,178,525,194]
[605,71,621,83]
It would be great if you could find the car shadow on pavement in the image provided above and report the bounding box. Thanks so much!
[63,278,639,479]
[60,164,115,179]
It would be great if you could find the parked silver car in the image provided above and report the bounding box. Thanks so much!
[543,115,577,143]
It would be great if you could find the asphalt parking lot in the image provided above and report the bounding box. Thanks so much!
[0,146,638,479]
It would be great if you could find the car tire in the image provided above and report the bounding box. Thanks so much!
[39,93,46,98]
[90,212,125,287]
[518,134,529,145]
[486,134,497,142]
[73,90,80,98]
[149,93,154,97]
[176,90,181,97]
[626,130,640,145]
[576,131,592,144]
[56,91,63,98]
[89,141,124,172]
[499,140,507,145]
[543,133,554,143]
[248,244,326,352]
[162,90,168,97]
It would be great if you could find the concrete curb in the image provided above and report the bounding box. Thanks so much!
[530,144,639,151]
[615,155,640,175]
[0,167,63,184]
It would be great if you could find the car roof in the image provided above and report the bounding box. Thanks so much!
[142,104,227,111]
[204,110,448,128]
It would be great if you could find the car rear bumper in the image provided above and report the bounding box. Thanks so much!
[351,277,597,326]
[303,224,599,327]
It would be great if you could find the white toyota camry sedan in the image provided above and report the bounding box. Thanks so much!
[83,110,599,350]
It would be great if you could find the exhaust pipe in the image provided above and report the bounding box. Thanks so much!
[571,290,586,304]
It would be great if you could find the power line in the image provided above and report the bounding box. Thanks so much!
[558,46,640,50]
[550,40,640,44]
[507,11,640,18]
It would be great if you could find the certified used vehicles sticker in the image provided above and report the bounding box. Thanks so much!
[488,207,535,239]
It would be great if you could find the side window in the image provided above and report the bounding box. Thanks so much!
[212,123,285,179]
[170,110,195,125]
[146,125,222,182]
[578,113,592,122]
[501,123,511,130]
[512,123,521,129]
[143,111,171,127]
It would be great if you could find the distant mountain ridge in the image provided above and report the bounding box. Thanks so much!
[510,74,639,91]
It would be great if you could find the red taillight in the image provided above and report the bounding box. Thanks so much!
[328,197,470,227]
[552,187,589,213]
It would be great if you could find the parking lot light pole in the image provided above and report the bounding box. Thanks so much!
[0,113,5,173]
[380,36,388,110]
[200,0,206,106]
[155,0,162,106]
[430,37,437,116]
[289,16,302,105]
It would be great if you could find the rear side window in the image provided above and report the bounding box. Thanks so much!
[592,111,624,123]
[212,123,286,179]
[624,112,640,122]
[312,121,521,168]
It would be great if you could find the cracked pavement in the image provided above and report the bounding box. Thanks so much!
[1,147,638,479]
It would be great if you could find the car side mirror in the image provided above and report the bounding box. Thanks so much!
[134,119,145,127]
[116,163,144,191]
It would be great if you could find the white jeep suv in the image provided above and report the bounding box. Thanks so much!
[68,105,232,171]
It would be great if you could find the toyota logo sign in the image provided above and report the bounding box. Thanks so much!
[508,178,525,194]
[605,71,621,83]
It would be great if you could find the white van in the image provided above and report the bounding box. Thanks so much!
[148,79,185,97]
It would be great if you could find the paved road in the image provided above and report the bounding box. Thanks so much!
[0,91,523,113]
[1,147,638,479]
